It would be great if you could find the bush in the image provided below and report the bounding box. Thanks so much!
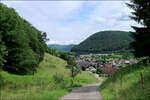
[97,67,104,74]
[58,52,69,61]
[53,73,64,84]
[91,70,96,73]
[46,47,58,57]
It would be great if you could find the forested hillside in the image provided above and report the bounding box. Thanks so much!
[48,44,75,52]
[71,31,133,54]
[0,3,47,75]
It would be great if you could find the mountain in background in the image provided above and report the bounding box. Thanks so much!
[48,44,75,52]
[71,31,133,54]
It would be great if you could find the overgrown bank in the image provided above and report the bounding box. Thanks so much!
[100,63,150,100]
[1,53,98,100]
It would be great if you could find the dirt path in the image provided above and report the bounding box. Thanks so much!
[60,73,103,100]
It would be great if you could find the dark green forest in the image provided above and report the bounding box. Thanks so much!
[71,31,133,54]
[0,3,48,75]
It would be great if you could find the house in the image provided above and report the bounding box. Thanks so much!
[119,59,125,64]
[77,60,89,71]
[103,64,119,75]
[89,66,96,72]
[85,68,90,71]
[97,63,103,68]
[130,60,138,64]
[125,60,130,64]
[109,60,115,64]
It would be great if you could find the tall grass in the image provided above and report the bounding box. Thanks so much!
[100,63,150,100]
[1,53,98,100]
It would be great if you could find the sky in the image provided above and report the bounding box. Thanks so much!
[2,1,138,45]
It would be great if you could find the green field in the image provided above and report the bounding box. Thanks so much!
[100,63,150,100]
[1,53,98,100]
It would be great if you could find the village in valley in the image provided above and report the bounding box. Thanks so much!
[76,54,138,76]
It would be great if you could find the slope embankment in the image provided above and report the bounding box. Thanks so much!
[1,53,98,100]
[100,63,150,100]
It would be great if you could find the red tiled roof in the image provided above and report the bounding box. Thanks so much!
[103,64,119,75]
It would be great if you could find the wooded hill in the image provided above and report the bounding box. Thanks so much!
[71,31,133,54]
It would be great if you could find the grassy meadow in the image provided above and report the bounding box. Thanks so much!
[100,63,150,100]
[0,53,98,100]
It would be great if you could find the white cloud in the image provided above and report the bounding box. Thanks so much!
[2,1,138,45]
[3,1,84,20]
[47,40,74,45]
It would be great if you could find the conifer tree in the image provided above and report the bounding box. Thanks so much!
[127,0,150,58]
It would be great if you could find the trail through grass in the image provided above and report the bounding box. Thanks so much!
[1,53,98,100]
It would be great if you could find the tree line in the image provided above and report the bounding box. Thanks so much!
[0,3,78,76]
[0,3,49,75]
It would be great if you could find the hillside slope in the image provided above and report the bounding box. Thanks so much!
[1,53,98,100]
[48,44,75,52]
[71,31,133,54]
[100,63,150,100]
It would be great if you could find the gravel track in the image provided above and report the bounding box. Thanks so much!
[60,74,103,100]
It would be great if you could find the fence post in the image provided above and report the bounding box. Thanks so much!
[120,72,122,88]
[141,72,144,90]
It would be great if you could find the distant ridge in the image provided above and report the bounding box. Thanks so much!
[71,31,133,54]
[48,44,75,52]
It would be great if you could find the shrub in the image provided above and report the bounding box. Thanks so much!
[53,73,64,84]
[91,70,96,73]
[97,67,104,74]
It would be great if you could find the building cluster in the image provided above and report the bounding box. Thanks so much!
[76,55,138,76]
